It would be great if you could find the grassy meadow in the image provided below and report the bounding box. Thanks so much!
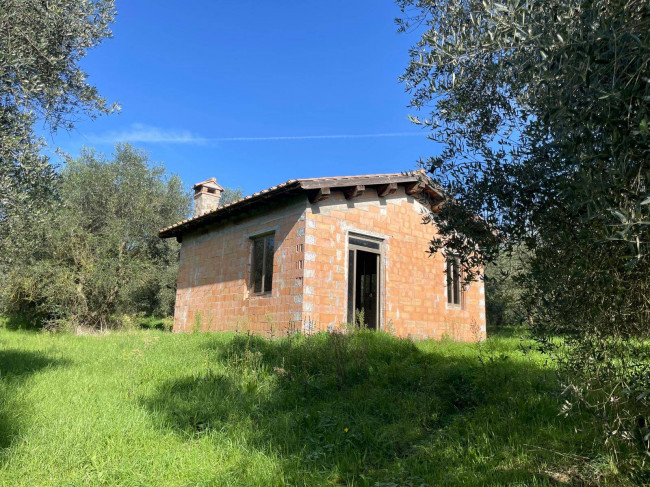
[0,324,625,486]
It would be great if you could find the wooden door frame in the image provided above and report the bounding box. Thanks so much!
[347,233,384,330]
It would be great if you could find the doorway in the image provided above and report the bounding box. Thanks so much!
[347,235,382,330]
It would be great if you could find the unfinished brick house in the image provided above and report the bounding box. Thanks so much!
[159,172,486,341]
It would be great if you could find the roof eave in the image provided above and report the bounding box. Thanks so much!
[159,172,444,239]
[159,180,302,239]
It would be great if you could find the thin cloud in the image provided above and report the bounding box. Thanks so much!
[85,124,208,144]
[85,124,424,145]
[209,132,423,141]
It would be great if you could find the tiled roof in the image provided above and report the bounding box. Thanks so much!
[159,171,441,239]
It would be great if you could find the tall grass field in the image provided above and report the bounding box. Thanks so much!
[0,325,625,486]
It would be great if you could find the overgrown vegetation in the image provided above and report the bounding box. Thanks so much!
[485,247,530,328]
[0,326,635,486]
[397,0,650,473]
[0,0,117,289]
[1,0,648,481]
[1,145,191,330]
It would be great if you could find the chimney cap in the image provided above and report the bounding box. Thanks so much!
[193,177,224,192]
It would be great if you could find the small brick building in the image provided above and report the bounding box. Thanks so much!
[159,172,486,341]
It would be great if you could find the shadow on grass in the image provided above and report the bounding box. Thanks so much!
[143,331,574,485]
[0,350,66,454]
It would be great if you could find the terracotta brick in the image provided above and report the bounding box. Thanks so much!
[302,189,485,342]
[172,188,485,342]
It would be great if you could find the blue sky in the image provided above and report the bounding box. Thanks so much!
[45,1,439,195]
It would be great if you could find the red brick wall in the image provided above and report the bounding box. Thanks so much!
[302,188,486,341]
[173,189,486,341]
[173,198,307,333]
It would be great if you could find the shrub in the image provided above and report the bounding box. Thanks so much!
[2,144,191,330]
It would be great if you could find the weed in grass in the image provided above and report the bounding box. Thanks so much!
[192,310,203,333]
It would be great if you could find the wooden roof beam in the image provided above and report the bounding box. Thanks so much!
[299,174,419,190]
[376,182,397,197]
[308,187,331,204]
[344,185,365,200]
[431,201,444,213]
[405,181,425,195]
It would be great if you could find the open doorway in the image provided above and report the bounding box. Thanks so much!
[347,235,382,330]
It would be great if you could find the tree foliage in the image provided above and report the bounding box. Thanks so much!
[220,187,244,207]
[398,0,649,474]
[2,145,191,330]
[0,0,116,281]
[484,247,530,328]
[397,0,649,270]
[0,0,116,127]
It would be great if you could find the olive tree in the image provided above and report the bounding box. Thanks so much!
[4,145,191,329]
[0,0,117,291]
[397,0,649,474]
[220,187,244,206]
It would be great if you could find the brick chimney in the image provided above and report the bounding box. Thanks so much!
[193,178,224,217]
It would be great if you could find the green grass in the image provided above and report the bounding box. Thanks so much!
[0,326,623,486]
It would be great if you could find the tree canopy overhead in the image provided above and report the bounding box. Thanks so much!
[0,0,117,128]
[397,0,649,325]
[398,0,649,471]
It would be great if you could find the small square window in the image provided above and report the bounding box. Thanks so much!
[446,257,461,306]
[251,233,274,294]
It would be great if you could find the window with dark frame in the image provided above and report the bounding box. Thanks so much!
[251,233,274,294]
[446,257,461,306]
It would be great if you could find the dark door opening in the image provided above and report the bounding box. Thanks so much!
[355,250,378,329]
[347,242,381,330]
